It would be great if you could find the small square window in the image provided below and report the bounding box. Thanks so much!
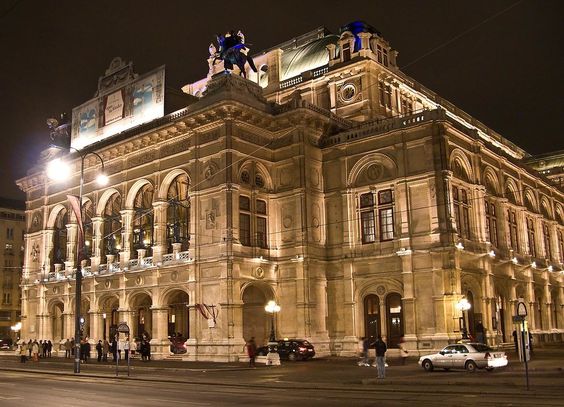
[360,193,374,208]
[256,200,267,215]
[239,196,250,211]
[378,190,393,205]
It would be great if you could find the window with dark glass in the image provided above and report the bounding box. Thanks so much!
[559,231,564,264]
[452,186,471,239]
[485,201,498,247]
[342,42,351,61]
[239,196,251,246]
[507,209,519,251]
[543,223,551,259]
[166,175,190,253]
[377,44,383,63]
[526,217,536,257]
[132,184,154,257]
[102,193,122,258]
[360,190,394,243]
[239,196,268,248]
[52,209,68,267]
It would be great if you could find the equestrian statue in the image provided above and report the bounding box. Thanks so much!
[211,30,257,78]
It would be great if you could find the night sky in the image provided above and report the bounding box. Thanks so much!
[1,0,562,200]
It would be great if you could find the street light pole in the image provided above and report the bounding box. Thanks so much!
[456,297,472,340]
[47,150,107,374]
[264,300,280,343]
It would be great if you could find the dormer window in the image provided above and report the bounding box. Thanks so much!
[342,42,351,61]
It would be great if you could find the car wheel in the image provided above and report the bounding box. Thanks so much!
[422,359,434,372]
[288,353,297,362]
[465,361,478,372]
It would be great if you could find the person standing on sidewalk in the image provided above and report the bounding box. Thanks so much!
[19,343,28,363]
[47,340,53,357]
[96,340,103,362]
[102,339,109,362]
[32,340,40,362]
[64,339,71,358]
[372,336,387,379]
[358,337,370,366]
[245,337,257,367]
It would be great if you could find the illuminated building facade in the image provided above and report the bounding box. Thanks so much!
[0,198,25,343]
[17,22,563,360]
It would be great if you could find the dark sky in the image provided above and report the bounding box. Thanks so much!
[1,0,562,200]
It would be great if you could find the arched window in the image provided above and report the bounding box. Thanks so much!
[364,295,380,341]
[102,194,122,259]
[132,184,154,257]
[82,201,93,262]
[166,175,190,253]
[52,209,68,267]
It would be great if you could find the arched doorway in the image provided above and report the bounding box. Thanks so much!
[386,293,403,348]
[242,285,270,347]
[166,290,189,338]
[51,302,65,342]
[131,293,152,339]
[364,294,380,341]
[100,296,119,341]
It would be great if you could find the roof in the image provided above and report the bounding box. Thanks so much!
[280,34,339,81]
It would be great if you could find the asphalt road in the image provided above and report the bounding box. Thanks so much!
[0,367,563,407]
[0,348,563,406]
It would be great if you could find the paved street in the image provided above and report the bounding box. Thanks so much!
[0,347,562,406]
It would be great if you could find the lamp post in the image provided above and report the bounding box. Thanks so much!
[11,322,21,344]
[456,297,472,339]
[264,300,281,343]
[47,150,107,374]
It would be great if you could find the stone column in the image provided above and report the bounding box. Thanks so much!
[399,250,417,346]
[91,216,103,271]
[66,223,78,268]
[119,209,134,267]
[151,307,170,359]
[152,201,168,264]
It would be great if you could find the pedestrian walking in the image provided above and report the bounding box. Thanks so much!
[27,339,32,359]
[245,337,257,367]
[96,340,103,362]
[102,339,109,362]
[64,338,71,358]
[399,336,409,365]
[512,330,518,352]
[19,343,28,363]
[47,340,53,357]
[111,339,117,361]
[32,340,40,362]
[371,336,387,379]
[70,338,75,356]
[123,336,131,361]
[358,337,370,366]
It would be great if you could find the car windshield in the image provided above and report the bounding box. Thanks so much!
[472,344,493,352]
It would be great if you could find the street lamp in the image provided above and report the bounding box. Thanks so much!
[264,300,281,343]
[456,297,472,339]
[47,149,106,374]
[11,322,22,343]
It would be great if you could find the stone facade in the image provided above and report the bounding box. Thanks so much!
[17,22,564,360]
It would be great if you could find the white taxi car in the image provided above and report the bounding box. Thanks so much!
[418,343,508,372]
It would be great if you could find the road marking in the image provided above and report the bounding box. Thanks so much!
[0,396,23,400]
[147,399,210,405]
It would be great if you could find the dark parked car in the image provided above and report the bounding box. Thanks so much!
[256,339,315,361]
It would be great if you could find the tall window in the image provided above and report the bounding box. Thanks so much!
[543,223,551,259]
[239,196,268,248]
[52,209,68,266]
[526,217,536,257]
[132,184,154,257]
[452,186,471,239]
[507,209,519,251]
[166,175,190,252]
[102,193,122,258]
[379,82,392,109]
[82,201,93,261]
[6,227,13,240]
[485,201,498,247]
[359,189,394,243]
[342,42,351,61]
[2,292,10,305]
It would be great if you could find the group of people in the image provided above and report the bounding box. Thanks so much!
[358,336,390,379]
[18,336,151,363]
[18,339,53,362]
